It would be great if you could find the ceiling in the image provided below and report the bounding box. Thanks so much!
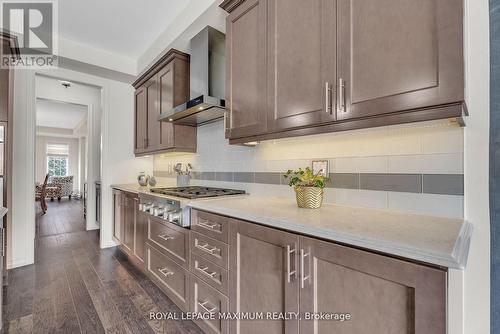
[59,0,193,58]
[36,99,87,129]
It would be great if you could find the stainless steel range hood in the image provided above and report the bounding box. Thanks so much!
[159,26,225,126]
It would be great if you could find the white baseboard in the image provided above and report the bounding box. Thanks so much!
[100,239,118,248]
[7,258,34,270]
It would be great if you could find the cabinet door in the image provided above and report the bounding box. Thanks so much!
[157,64,175,149]
[299,236,446,334]
[134,86,147,153]
[225,0,268,139]
[145,77,159,150]
[135,210,147,264]
[112,190,123,242]
[267,0,336,131]
[122,195,136,252]
[336,0,463,121]
[229,220,299,334]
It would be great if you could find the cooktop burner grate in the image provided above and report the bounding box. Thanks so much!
[149,186,246,199]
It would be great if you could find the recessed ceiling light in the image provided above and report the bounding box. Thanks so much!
[59,80,71,88]
[168,118,173,121]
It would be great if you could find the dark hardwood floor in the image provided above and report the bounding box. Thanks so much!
[4,200,202,334]
[36,199,86,237]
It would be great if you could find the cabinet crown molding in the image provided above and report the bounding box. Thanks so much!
[133,48,189,88]
[219,0,246,13]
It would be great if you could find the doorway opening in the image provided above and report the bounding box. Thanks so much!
[34,75,102,240]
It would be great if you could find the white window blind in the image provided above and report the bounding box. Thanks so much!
[46,143,69,156]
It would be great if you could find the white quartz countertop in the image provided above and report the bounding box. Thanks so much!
[188,195,472,269]
[111,184,471,269]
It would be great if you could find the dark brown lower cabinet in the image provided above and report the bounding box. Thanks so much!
[146,243,190,311]
[228,217,446,334]
[111,201,448,334]
[298,236,446,334]
[229,220,299,334]
[190,275,229,334]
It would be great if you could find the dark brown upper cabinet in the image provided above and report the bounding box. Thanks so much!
[220,0,465,144]
[133,49,196,156]
[336,0,464,121]
[267,0,337,132]
[225,0,268,139]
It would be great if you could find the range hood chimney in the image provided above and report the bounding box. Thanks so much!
[159,26,225,125]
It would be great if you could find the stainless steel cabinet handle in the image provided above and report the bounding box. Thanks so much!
[197,220,221,231]
[325,82,332,114]
[158,234,174,241]
[195,241,220,255]
[286,245,296,283]
[195,263,217,279]
[300,248,310,289]
[338,78,346,113]
[198,300,217,313]
[158,267,174,277]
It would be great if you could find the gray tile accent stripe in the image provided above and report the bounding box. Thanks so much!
[360,173,422,193]
[199,172,216,181]
[255,172,281,184]
[326,173,359,189]
[152,170,464,195]
[234,172,255,183]
[423,174,464,195]
[216,172,234,182]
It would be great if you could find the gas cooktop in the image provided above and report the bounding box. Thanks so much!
[149,186,246,199]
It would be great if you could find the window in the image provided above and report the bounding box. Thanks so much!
[46,143,69,177]
[47,155,68,176]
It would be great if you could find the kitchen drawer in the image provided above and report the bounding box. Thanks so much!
[146,244,190,311]
[190,253,229,295]
[191,210,230,243]
[190,275,229,334]
[190,231,229,269]
[148,216,189,268]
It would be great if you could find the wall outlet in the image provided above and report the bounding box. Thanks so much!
[312,160,329,177]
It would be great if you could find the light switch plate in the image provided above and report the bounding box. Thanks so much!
[312,160,329,177]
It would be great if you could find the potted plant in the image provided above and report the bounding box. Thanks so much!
[283,167,328,209]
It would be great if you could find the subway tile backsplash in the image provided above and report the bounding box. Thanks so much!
[153,119,464,218]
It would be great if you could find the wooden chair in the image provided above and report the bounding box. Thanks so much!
[35,174,49,214]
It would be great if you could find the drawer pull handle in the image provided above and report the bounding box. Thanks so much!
[158,267,174,277]
[196,242,220,255]
[198,300,217,313]
[196,264,217,278]
[197,220,221,231]
[158,234,174,241]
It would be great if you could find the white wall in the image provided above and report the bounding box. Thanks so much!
[35,135,80,191]
[99,79,153,248]
[137,0,222,72]
[462,0,491,333]
[10,69,36,268]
